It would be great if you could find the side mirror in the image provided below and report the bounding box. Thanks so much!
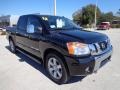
[27,24,35,33]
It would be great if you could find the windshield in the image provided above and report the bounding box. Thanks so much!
[101,23,109,25]
[41,16,80,30]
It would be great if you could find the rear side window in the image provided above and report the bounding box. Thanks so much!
[17,16,28,31]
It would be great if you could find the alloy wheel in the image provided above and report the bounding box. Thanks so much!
[48,57,62,79]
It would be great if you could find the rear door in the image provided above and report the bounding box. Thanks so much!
[16,16,29,51]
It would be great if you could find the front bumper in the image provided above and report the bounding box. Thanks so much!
[64,46,113,76]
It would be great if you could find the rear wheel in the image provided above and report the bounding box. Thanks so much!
[9,39,16,53]
[45,53,70,84]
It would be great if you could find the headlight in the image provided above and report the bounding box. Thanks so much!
[67,42,90,55]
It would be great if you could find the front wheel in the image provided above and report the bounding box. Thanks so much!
[45,53,70,84]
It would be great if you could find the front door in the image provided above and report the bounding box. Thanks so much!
[26,15,43,58]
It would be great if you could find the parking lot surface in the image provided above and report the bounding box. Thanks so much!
[0,29,120,90]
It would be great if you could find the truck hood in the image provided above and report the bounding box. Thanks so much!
[52,30,108,44]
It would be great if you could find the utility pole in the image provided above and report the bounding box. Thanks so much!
[95,0,98,28]
[54,0,56,16]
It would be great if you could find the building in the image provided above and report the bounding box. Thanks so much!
[0,15,19,27]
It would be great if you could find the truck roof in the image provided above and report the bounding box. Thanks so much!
[21,14,63,18]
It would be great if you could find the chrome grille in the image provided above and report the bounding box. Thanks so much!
[89,39,110,55]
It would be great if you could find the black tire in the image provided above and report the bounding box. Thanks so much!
[9,39,16,53]
[45,53,70,84]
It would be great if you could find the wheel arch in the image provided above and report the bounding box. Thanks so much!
[43,48,70,75]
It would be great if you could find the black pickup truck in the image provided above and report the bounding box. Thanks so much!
[6,14,113,84]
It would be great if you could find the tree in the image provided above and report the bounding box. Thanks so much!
[98,12,114,24]
[117,9,120,16]
[72,9,82,25]
[72,4,101,27]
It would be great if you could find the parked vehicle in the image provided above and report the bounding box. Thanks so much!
[112,20,120,28]
[0,27,2,31]
[0,27,6,35]
[6,14,113,84]
[97,22,110,30]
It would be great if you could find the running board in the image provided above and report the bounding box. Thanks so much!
[17,49,42,65]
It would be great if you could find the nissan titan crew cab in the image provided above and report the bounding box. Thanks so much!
[6,14,113,84]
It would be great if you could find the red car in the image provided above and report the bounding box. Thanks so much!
[97,22,110,30]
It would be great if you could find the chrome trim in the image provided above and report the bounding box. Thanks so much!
[16,42,40,52]
[93,47,112,72]
[30,46,40,51]
[89,39,111,55]
[95,43,101,54]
